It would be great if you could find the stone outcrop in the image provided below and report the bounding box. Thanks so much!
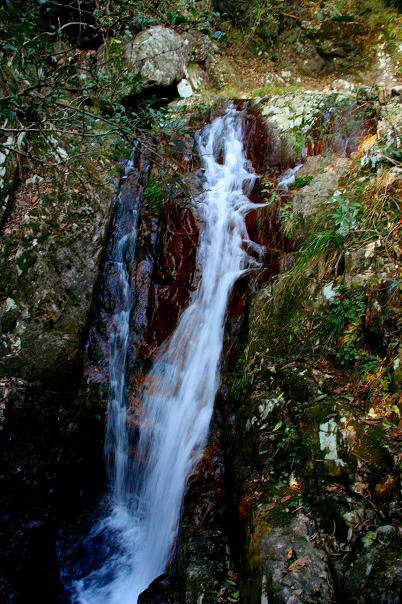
[0,131,21,229]
[0,142,116,600]
[251,91,369,166]
[222,88,401,604]
[125,27,191,88]
[0,165,114,383]
[124,26,211,89]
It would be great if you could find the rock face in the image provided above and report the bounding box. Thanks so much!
[0,144,116,600]
[176,422,233,604]
[0,169,114,383]
[246,512,330,604]
[223,88,402,604]
[138,574,177,604]
[0,132,21,228]
[301,19,363,60]
[251,91,371,166]
[1,30,401,597]
[276,12,368,77]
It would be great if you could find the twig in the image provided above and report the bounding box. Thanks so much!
[0,126,119,136]
[282,12,300,20]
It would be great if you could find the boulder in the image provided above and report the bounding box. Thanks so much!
[301,19,364,59]
[177,79,194,98]
[125,27,191,88]
[181,30,211,63]
[123,27,212,90]
[340,548,402,603]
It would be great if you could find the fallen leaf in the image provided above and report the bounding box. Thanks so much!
[287,556,309,573]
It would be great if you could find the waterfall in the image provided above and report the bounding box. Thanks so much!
[74,105,264,603]
[103,149,141,502]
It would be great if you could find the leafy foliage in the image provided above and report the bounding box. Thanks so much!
[0,0,208,170]
[318,288,368,368]
[0,1,145,169]
[329,193,361,237]
[294,175,314,188]
[143,176,165,214]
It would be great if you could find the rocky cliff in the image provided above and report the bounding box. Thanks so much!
[0,1,401,602]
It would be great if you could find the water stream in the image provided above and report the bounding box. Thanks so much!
[74,106,264,603]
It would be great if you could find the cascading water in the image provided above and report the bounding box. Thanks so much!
[74,105,264,603]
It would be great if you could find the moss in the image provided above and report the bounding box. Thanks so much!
[264,500,295,527]
[294,175,314,188]
[356,424,394,471]
[252,83,302,98]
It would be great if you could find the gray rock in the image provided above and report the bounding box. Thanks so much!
[125,26,191,87]
[303,19,363,58]
[361,101,402,168]
[279,26,333,76]
[252,91,352,165]
[185,63,210,91]
[0,172,114,383]
[177,79,194,98]
[182,30,211,63]
[341,548,402,603]
[0,132,22,228]
[292,157,350,219]
[257,513,330,603]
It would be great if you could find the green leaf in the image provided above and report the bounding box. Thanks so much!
[362,531,377,548]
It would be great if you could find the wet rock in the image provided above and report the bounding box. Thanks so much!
[143,202,199,352]
[252,92,353,165]
[138,574,178,604]
[1,519,68,603]
[177,423,233,604]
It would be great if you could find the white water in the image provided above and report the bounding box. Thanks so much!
[277,163,303,192]
[74,106,264,603]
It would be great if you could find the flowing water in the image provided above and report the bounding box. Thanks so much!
[74,106,264,603]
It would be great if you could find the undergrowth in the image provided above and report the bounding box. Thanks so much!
[232,127,401,405]
[143,176,165,214]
